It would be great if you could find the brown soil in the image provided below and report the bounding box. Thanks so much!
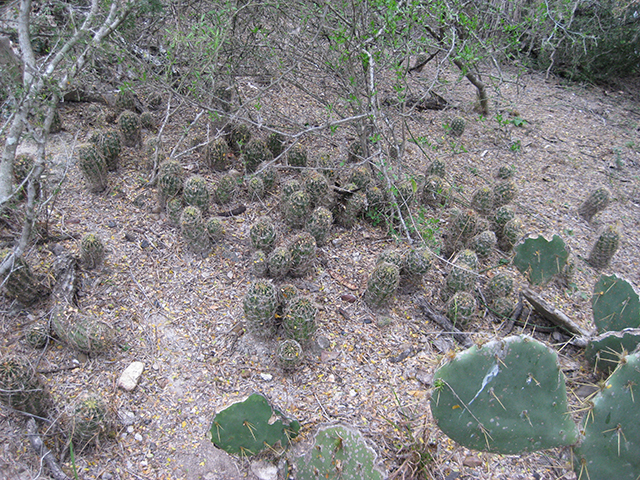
[1,66,640,480]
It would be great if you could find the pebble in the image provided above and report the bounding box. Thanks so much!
[127,426,134,434]
[119,410,136,426]
[260,373,273,381]
[250,460,278,480]
[463,455,482,468]
[316,336,330,349]
[118,361,145,391]
[134,433,143,442]
[106,219,117,228]
[376,316,393,327]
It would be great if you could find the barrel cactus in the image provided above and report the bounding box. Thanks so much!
[242,138,273,174]
[0,355,50,416]
[206,217,225,243]
[303,169,330,207]
[229,123,252,152]
[470,230,497,259]
[115,88,136,113]
[0,249,48,306]
[144,137,165,171]
[158,159,184,203]
[214,174,237,204]
[282,296,318,343]
[307,206,333,246]
[377,248,404,269]
[276,339,304,370]
[243,280,278,339]
[183,175,211,213]
[348,165,372,189]
[80,233,105,270]
[180,206,210,253]
[492,205,516,233]
[402,246,434,277]
[251,250,269,277]
[205,138,232,172]
[166,197,184,226]
[249,217,278,252]
[578,186,610,222]
[443,249,478,301]
[448,117,465,137]
[337,188,366,229]
[89,129,121,171]
[446,291,476,326]
[288,232,317,277]
[471,186,494,215]
[247,176,265,199]
[77,143,108,193]
[493,180,518,207]
[487,272,514,300]
[499,217,524,251]
[422,175,448,208]
[117,110,141,148]
[25,322,50,349]
[266,132,284,158]
[364,261,400,308]
[287,144,307,168]
[69,392,110,450]
[259,165,280,192]
[284,190,311,229]
[588,225,620,270]
[267,246,291,279]
[140,111,155,131]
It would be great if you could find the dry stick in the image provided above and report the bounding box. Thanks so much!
[523,288,591,347]
[417,297,474,349]
[26,418,72,480]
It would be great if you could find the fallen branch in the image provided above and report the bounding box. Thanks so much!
[26,418,71,480]
[523,288,591,346]
[416,297,474,348]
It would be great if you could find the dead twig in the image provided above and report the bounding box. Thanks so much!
[26,418,72,480]
[416,297,474,348]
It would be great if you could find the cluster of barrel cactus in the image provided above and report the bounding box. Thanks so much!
[0,355,50,416]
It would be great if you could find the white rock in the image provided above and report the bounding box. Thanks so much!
[250,460,278,480]
[118,361,145,391]
[259,373,273,381]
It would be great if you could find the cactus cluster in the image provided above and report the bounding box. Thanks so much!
[267,246,292,279]
[471,186,494,215]
[80,233,105,270]
[578,186,611,222]
[588,224,620,269]
[77,143,108,193]
[443,249,478,301]
[243,280,278,339]
[282,295,317,343]
[0,355,50,416]
[117,110,142,148]
[283,190,311,229]
[52,310,115,354]
[210,393,300,457]
[183,175,211,213]
[246,175,265,199]
[276,339,304,370]
[0,249,48,305]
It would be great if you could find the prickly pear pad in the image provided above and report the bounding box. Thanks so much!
[592,274,640,334]
[431,335,578,454]
[513,234,569,285]
[572,351,640,479]
[210,393,300,456]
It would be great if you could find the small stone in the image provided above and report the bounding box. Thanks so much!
[135,433,143,442]
[463,455,482,468]
[259,373,273,381]
[119,410,136,426]
[151,205,162,214]
[106,219,117,228]
[250,459,278,480]
[340,294,357,303]
[118,361,145,391]
[127,426,134,434]
[316,336,330,349]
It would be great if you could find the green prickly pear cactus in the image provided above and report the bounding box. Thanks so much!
[431,335,578,454]
[294,424,385,480]
[513,234,569,285]
[585,328,640,375]
[210,393,300,457]
[591,274,640,334]
[572,351,640,479]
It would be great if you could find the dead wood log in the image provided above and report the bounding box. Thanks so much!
[26,418,71,480]
[416,297,474,348]
[523,288,591,346]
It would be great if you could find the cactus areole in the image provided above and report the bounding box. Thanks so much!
[431,335,578,454]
